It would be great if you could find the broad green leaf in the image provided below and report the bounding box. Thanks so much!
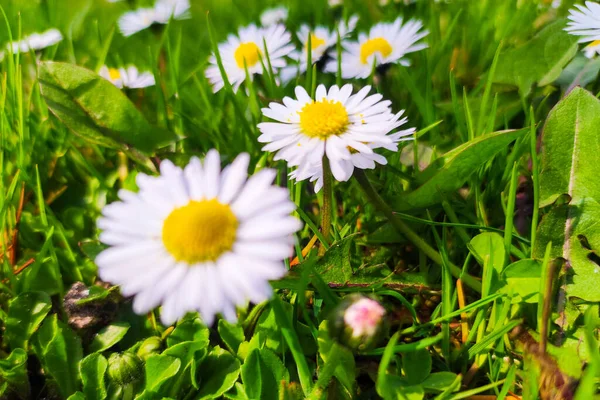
[67,392,86,400]
[421,372,460,392]
[536,87,600,301]
[392,129,525,211]
[143,354,181,392]
[163,341,208,391]
[5,291,52,350]
[499,259,542,304]
[197,347,241,399]
[0,349,30,399]
[255,302,315,356]
[403,349,432,385]
[317,321,355,395]
[469,232,506,274]
[33,314,83,398]
[166,317,209,347]
[218,320,245,354]
[80,353,108,400]
[493,19,578,95]
[241,348,288,400]
[89,322,130,353]
[38,61,177,153]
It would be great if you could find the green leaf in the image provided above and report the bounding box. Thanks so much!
[403,349,432,385]
[241,348,288,400]
[469,232,506,274]
[80,353,108,400]
[316,321,355,395]
[493,19,578,95]
[33,314,83,398]
[0,349,30,399]
[38,61,177,153]
[197,347,241,400]
[499,259,542,304]
[67,392,86,400]
[536,87,600,301]
[166,317,209,347]
[143,354,181,392]
[218,320,245,354]
[89,322,130,353]
[392,129,525,211]
[5,291,52,350]
[421,372,460,393]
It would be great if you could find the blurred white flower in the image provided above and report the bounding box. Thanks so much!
[260,6,288,27]
[99,65,156,89]
[280,16,359,83]
[328,0,343,7]
[96,150,301,325]
[205,24,294,92]
[566,2,600,43]
[118,0,191,37]
[325,17,428,79]
[3,29,62,55]
[258,84,413,186]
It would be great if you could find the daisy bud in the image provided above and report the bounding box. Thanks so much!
[136,337,163,361]
[329,295,386,351]
[107,352,143,387]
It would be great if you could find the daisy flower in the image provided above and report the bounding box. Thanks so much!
[205,24,294,93]
[325,17,428,79]
[3,29,62,55]
[258,84,414,183]
[99,65,156,89]
[118,0,191,37]
[96,150,301,325]
[566,2,600,59]
[260,6,288,27]
[280,16,359,83]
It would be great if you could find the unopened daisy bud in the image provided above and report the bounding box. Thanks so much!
[107,352,143,387]
[136,336,162,361]
[258,84,414,191]
[330,295,386,350]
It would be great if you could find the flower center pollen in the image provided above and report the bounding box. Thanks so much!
[299,100,349,139]
[108,68,121,81]
[162,199,238,264]
[234,42,261,69]
[360,37,393,65]
[308,34,326,50]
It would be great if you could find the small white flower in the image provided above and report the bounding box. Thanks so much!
[328,0,343,7]
[566,2,600,42]
[99,65,156,89]
[258,84,414,185]
[118,0,190,37]
[205,24,294,93]
[325,17,428,79]
[584,40,600,58]
[280,16,359,83]
[4,29,62,55]
[96,150,301,325]
[344,297,385,338]
[260,6,288,27]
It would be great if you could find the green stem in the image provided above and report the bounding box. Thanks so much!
[354,169,481,292]
[320,156,333,255]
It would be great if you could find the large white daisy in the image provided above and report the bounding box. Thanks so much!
[99,65,156,89]
[118,0,191,37]
[3,29,62,55]
[280,16,359,83]
[565,2,600,43]
[258,84,414,183]
[325,18,428,79]
[205,24,295,93]
[96,150,301,326]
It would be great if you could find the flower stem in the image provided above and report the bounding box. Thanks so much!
[320,155,333,255]
[354,169,481,292]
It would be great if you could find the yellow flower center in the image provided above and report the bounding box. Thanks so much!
[586,40,600,50]
[360,37,393,65]
[108,68,121,81]
[299,99,349,139]
[234,42,261,69]
[162,199,238,264]
[308,34,326,50]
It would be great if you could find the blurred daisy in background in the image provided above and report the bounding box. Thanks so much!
[99,65,156,89]
[326,17,428,79]
[280,15,359,83]
[205,24,294,92]
[96,150,301,325]
[1,29,62,58]
[258,84,414,183]
[566,2,600,57]
[260,6,288,27]
[118,0,191,37]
